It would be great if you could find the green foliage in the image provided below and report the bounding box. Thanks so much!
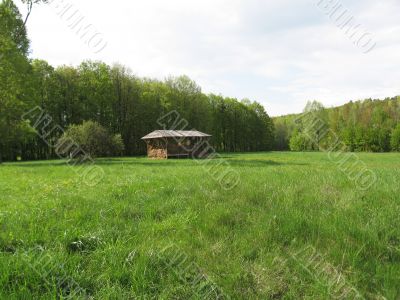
[4,0,400,160]
[289,130,309,151]
[1,152,399,298]
[15,63,275,161]
[390,124,400,151]
[276,97,400,153]
[0,0,29,53]
[0,0,35,162]
[1,1,275,162]
[288,101,327,151]
[57,121,124,158]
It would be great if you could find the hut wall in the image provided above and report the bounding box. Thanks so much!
[144,137,211,159]
[147,144,167,159]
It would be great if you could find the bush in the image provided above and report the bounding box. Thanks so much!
[57,121,124,159]
[390,124,400,151]
[289,130,310,151]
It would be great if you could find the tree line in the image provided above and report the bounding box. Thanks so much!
[2,0,400,162]
[274,98,400,152]
[0,0,274,161]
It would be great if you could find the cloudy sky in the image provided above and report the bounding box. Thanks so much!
[17,0,400,116]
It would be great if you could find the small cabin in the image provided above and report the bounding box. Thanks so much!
[141,130,212,159]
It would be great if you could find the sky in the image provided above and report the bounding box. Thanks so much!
[16,0,400,116]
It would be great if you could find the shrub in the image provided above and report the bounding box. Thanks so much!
[57,121,124,159]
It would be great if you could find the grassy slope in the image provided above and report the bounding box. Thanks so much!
[0,152,399,299]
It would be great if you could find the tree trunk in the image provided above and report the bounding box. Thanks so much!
[23,1,33,26]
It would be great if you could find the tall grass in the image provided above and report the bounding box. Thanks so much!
[0,152,399,299]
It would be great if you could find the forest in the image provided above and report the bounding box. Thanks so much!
[0,0,274,161]
[1,0,400,162]
[274,97,400,152]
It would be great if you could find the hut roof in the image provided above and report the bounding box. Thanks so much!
[141,130,211,140]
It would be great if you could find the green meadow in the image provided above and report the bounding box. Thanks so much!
[0,152,399,299]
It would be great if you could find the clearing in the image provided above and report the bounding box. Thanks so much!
[0,152,399,299]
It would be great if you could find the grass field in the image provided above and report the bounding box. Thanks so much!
[1,152,399,299]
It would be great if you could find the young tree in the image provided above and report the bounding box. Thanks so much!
[289,129,308,151]
[288,101,327,151]
[302,101,327,150]
[390,124,400,152]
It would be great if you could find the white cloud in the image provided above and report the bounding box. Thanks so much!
[17,0,400,116]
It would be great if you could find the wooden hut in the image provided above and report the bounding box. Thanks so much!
[141,130,212,159]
